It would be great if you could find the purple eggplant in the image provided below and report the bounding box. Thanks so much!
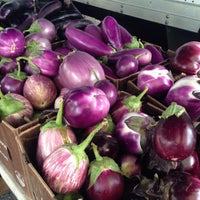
[94,79,118,107]
[144,43,164,64]
[55,50,105,90]
[65,27,114,57]
[105,48,152,67]
[85,144,124,200]
[0,0,34,20]
[170,41,200,75]
[153,102,196,161]
[63,86,110,128]
[0,27,25,58]
[36,100,77,168]
[137,64,174,96]
[115,111,155,155]
[101,16,123,50]
[165,75,200,121]
[24,49,61,77]
[0,58,18,75]
[84,23,104,41]
[1,60,27,94]
[115,54,139,78]
[42,122,103,194]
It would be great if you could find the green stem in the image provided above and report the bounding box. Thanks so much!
[78,122,103,151]
[91,67,99,81]
[0,90,4,99]
[55,99,64,126]
[91,143,103,161]
[17,56,40,73]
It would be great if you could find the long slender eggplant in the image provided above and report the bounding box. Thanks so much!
[101,16,123,50]
[105,48,152,67]
[65,27,114,57]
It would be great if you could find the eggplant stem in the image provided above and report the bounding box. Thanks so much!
[91,67,99,81]
[55,99,64,126]
[78,121,103,151]
[0,90,4,99]
[91,143,103,161]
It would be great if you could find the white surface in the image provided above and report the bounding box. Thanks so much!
[74,0,200,32]
[0,162,28,200]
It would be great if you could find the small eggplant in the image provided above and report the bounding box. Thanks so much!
[105,48,152,67]
[85,144,124,200]
[115,54,139,78]
[115,111,155,155]
[153,102,197,161]
[36,100,77,168]
[0,57,18,75]
[165,75,200,121]
[65,27,114,57]
[42,122,103,194]
[137,64,174,96]
[101,16,123,50]
[1,61,27,94]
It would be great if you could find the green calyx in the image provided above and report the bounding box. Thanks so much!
[161,102,186,119]
[40,99,64,131]
[88,143,121,188]
[0,91,25,120]
[123,87,148,112]
[124,36,144,49]
[23,21,42,34]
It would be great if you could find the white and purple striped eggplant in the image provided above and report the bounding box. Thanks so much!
[42,122,103,194]
[36,100,77,168]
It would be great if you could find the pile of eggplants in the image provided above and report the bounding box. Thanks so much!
[1,1,200,199]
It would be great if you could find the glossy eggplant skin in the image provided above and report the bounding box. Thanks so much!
[101,15,123,51]
[65,27,114,57]
[170,41,200,75]
[106,48,152,67]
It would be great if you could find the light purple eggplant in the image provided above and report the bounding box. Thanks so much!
[65,27,114,57]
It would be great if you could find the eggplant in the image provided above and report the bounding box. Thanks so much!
[101,16,123,50]
[105,48,152,67]
[65,27,114,57]
[137,64,174,96]
[115,111,155,155]
[153,102,197,161]
[165,75,200,121]
[170,41,200,75]
[0,0,35,20]
[84,23,104,41]
[63,86,110,128]
[36,100,77,168]
[42,122,103,194]
[85,144,124,200]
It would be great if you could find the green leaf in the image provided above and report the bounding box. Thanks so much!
[88,156,121,188]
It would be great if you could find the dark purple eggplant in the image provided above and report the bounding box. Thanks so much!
[0,0,35,20]
[85,144,124,200]
[65,27,114,57]
[0,57,18,75]
[101,16,123,50]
